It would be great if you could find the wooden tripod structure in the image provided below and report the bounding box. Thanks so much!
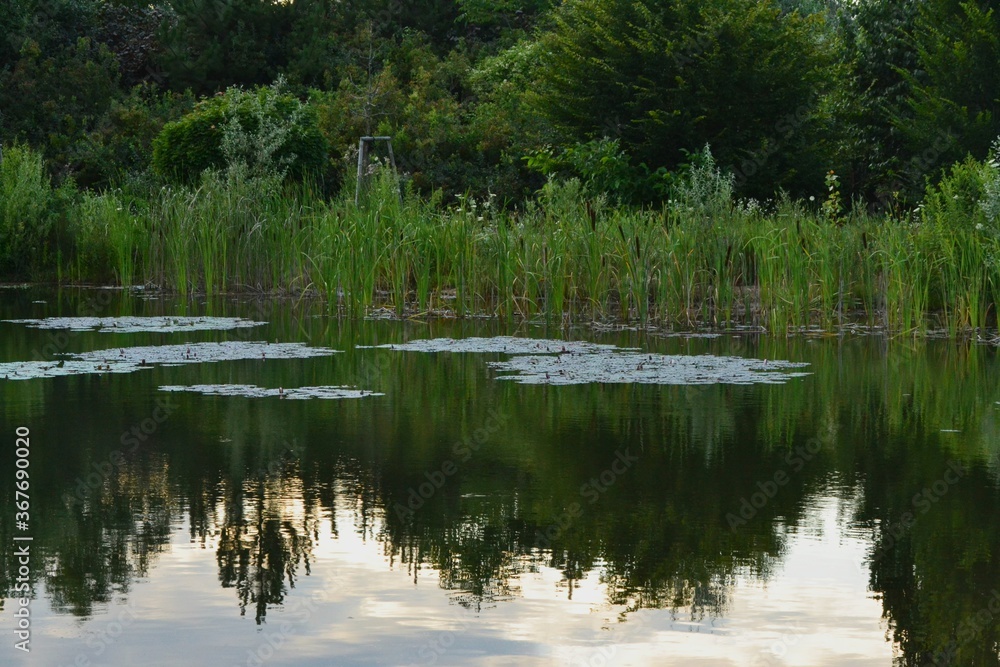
[355,136,401,204]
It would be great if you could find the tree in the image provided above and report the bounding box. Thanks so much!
[531,0,841,199]
[894,0,1000,182]
[0,37,121,179]
[152,80,327,184]
[93,2,168,88]
[835,0,919,204]
[156,0,296,95]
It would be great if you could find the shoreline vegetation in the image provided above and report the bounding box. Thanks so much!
[4,142,1000,338]
[4,0,1000,339]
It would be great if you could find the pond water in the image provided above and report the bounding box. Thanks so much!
[1,287,999,666]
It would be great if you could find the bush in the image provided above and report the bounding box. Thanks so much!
[72,84,196,189]
[669,145,735,224]
[0,145,56,278]
[919,153,994,232]
[151,79,327,184]
[979,137,1000,227]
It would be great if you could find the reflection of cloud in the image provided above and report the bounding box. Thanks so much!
[26,481,891,666]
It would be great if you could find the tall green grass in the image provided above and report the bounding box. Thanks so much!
[76,171,1000,335]
[0,145,58,278]
[4,142,1000,336]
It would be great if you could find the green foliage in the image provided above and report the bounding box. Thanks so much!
[531,0,840,198]
[0,37,121,178]
[72,84,195,189]
[893,0,1000,187]
[1,0,100,56]
[837,0,919,202]
[152,80,327,184]
[669,145,735,223]
[314,28,528,201]
[918,143,1000,240]
[820,170,842,223]
[0,0,30,66]
[980,138,1000,226]
[156,0,296,95]
[525,138,673,205]
[93,2,167,88]
[0,144,77,278]
[457,0,552,27]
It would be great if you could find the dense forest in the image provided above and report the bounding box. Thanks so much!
[3,0,1000,330]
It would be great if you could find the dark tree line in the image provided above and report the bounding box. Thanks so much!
[2,0,1000,206]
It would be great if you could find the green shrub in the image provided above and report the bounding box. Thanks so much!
[919,153,993,231]
[151,79,327,184]
[72,85,196,189]
[0,145,55,278]
[978,137,1000,227]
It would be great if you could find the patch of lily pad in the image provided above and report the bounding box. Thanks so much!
[0,341,336,381]
[3,316,265,333]
[159,384,382,399]
[488,352,809,385]
[365,336,624,355]
[370,336,810,385]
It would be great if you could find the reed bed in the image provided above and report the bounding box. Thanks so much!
[49,167,1000,336]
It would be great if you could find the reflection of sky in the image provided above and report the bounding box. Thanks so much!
[8,489,891,667]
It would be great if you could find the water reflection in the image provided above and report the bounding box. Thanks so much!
[1,288,999,664]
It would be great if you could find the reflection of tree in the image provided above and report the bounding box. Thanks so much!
[10,312,1000,667]
[375,385,806,620]
[859,445,1000,665]
[216,469,319,624]
[428,518,524,610]
[43,455,174,616]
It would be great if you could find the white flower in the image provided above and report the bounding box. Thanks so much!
[809,196,815,202]
[976,223,984,231]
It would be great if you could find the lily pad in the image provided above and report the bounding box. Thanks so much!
[368,336,809,386]
[3,316,265,333]
[365,336,623,355]
[0,341,336,381]
[159,384,382,399]
[488,352,810,385]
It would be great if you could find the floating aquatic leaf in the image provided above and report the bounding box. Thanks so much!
[0,342,336,381]
[3,316,265,333]
[159,384,382,400]
[367,336,809,386]
[364,336,624,355]
[489,352,810,385]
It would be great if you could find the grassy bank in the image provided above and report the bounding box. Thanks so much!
[3,145,1000,336]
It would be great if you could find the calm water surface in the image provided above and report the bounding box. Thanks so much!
[1,288,999,666]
